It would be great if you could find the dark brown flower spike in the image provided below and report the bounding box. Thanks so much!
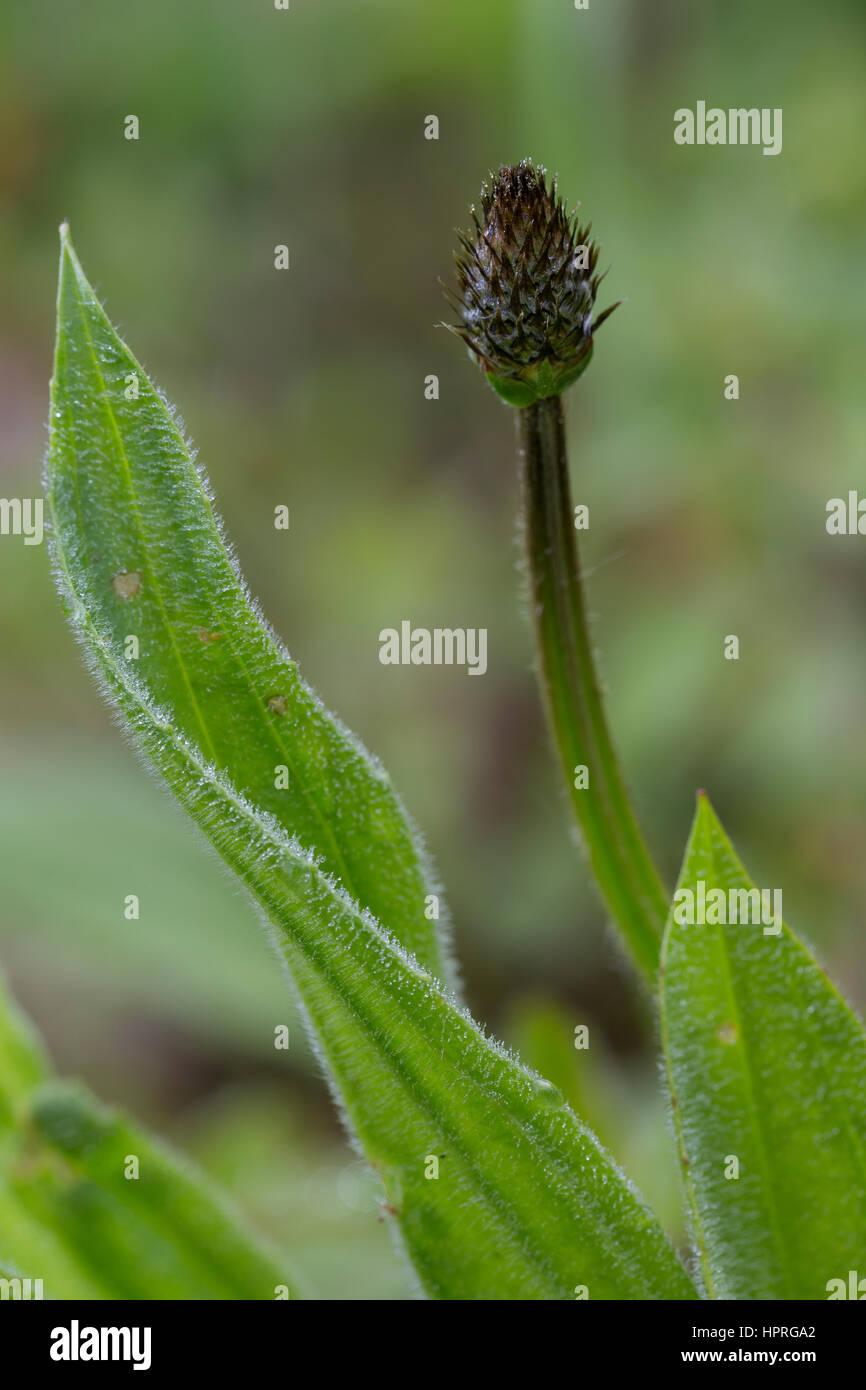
[445,160,621,406]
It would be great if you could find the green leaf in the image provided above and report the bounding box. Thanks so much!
[47,225,449,987]
[0,967,48,1128]
[7,1081,295,1300]
[0,1181,107,1300]
[0,968,94,1298]
[47,229,698,1301]
[660,793,866,1300]
[0,965,298,1299]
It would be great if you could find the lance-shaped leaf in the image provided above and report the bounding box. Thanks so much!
[0,968,298,1299]
[660,793,866,1300]
[7,1082,295,1300]
[0,967,103,1297]
[46,230,697,1301]
[0,1182,104,1300]
[46,224,448,986]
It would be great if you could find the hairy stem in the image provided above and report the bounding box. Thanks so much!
[517,395,668,980]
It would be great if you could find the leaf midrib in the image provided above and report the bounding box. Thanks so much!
[62,253,369,935]
[699,811,793,1299]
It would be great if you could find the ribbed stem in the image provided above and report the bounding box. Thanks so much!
[517,396,668,981]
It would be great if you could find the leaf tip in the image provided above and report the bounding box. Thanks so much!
[695,787,715,814]
[57,222,84,282]
[694,790,720,842]
[57,222,76,286]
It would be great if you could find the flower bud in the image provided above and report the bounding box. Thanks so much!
[445,161,620,406]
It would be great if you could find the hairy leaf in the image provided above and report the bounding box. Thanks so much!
[47,225,448,985]
[8,1082,294,1300]
[0,969,297,1299]
[660,794,866,1299]
[46,230,697,1301]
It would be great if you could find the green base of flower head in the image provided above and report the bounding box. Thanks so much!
[485,342,594,407]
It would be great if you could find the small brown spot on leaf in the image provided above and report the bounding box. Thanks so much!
[111,570,142,600]
[195,628,221,644]
[717,1021,738,1046]
[266,694,287,716]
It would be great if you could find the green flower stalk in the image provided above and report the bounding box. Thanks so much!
[446,161,668,981]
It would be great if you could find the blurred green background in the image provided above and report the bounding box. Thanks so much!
[1,0,865,1298]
